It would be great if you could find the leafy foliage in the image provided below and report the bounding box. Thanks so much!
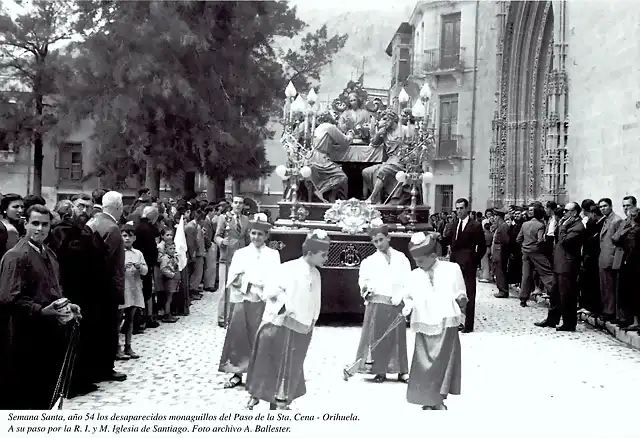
[0,0,77,194]
[57,0,348,188]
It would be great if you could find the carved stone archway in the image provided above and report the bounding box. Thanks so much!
[490,1,568,207]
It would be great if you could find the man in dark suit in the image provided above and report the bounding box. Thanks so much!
[491,207,511,299]
[441,198,486,333]
[87,191,127,382]
[597,197,623,322]
[536,202,584,331]
[214,196,250,327]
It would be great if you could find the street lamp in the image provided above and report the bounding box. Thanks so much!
[278,84,319,222]
[394,83,436,227]
[398,87,410,113]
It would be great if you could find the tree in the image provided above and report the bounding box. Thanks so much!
[59,1,347,198]
[0,0,77,196]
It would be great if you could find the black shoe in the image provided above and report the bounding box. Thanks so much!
[68,383,99,398]
[534,320,556,328]
[146,319,160,329]
[133,327,145,335]
[218,321,226,328]
[556,325,576,332]
[98,371,127,382]
[494,293,509,298]
[520,300,527,307]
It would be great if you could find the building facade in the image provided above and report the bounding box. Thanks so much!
[390,0,640,214]
[387,1,496,213]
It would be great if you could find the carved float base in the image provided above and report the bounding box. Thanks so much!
[267,228,416,316]
[276,201,431,225]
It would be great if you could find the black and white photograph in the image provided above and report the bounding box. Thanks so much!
[0,0,639,432]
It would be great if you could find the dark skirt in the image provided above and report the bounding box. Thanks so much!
[218,301,266,374]
[355,302,408,375]
[246,323,312,405]
[407,327,461,407]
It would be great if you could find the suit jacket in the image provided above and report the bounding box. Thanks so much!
[87,212,125,304]
[183,221,199,261]
[443,216,486,272]
[134,218,159,268]
[491,221,510,261]
[214,213,250,263]
[553,216,585,274]
[599,212,623,269]
[202,217,214,251]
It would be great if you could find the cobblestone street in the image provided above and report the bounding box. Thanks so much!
[65,281,640,412]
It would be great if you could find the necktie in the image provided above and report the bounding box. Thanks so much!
[456,219,463,240]
[236,216,242,235]
[427,269,435,286]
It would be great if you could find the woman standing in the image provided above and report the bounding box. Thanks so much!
[0,194,25,259]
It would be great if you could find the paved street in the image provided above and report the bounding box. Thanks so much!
[66,281,640,412]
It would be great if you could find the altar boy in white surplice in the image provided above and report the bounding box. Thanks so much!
[245,229,330,411]
[402,232,468,411]
[218,213,281,390]
[354,218,411,383]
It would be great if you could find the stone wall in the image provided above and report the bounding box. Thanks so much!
[565,2,640,215]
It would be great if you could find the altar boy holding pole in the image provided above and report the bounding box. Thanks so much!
[245,229,330,410]
[219,213,281,389]
[402,232,467,410]
[354,218,410,383]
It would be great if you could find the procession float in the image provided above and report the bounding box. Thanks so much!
[269,80,437,317]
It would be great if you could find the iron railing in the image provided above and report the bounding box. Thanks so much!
[412,47,466,75]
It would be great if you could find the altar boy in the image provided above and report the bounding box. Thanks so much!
[355,218,410,383]
[218,213,281,389]
[245,229,330,410]
[402,232,467,410]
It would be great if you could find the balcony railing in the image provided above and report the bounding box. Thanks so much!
[412,47,466,76]
[435,134,464,159]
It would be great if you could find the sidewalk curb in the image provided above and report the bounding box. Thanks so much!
[501,284,640,351]
[577,313,640,350]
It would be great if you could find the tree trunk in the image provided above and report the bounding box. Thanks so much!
[32,132,43,197]
[207,174,226,201]
[183,171,196,200]
[144,156,161,197]
[232,180,241,196]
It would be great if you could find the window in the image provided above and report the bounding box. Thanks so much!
[58,142,83,183]
[435,184,454,213]
[0,130,11,151]
[438,94,459,156]
[440,13,461,69]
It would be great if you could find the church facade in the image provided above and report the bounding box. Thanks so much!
[393,0,640,213]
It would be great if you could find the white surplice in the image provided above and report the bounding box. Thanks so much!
[226,244,281,303]
[358,248,411,304]
[403,260,467,336]
[261,257,322,334]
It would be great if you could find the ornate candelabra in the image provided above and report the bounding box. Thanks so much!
[276,81,318,222]
[395,83,436,228]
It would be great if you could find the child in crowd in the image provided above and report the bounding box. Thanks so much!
[118,223,148,360]
[157,227,180,323]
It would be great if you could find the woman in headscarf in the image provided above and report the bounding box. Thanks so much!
[305,110,353,202]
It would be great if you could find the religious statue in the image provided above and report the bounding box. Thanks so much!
[304,111,353,203]
[332,80,385,145]
[362,109,413,204]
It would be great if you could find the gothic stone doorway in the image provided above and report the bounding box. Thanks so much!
[492,1,555,207]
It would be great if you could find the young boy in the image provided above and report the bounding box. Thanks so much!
[118,224,148,360]
[157,227,180,323]
[245,229,330,410]
[402,232,467,410]
[219,213,281,389]
[355,218,410,383]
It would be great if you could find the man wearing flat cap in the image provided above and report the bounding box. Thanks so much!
[401,232,467,410]
[353,218,411,384]
[491,207,511,299]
